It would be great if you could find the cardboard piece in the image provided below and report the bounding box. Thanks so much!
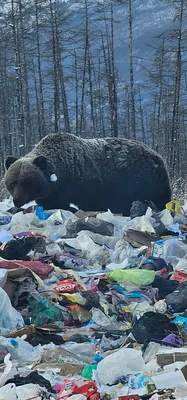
[5,325,36,338]
[157,349,187,367]
[33,362,83,376]
[7,267,44,286]
[181,364,187,381]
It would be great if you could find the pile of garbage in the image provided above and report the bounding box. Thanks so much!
[1,199,187,399]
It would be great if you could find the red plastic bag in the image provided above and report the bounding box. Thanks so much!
[0,260,53,279]
[118,396,139,400]
[58,380,99,400]
[73,381,99,398]
[171,269,187,283]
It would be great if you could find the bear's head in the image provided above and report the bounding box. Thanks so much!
[5,155,56,207]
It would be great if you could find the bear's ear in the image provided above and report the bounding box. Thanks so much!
[33,155,55,176]
[33,155,48,170]
[5,156,18,170]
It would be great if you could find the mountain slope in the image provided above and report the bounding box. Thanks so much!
[66,0,176,82]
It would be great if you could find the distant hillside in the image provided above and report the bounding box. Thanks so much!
[65,0,175,83]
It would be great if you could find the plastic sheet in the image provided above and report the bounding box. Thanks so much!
[0,287,24,333]
[64,231,103,259]
[97,348,146,385]
[61,342,95,363]
[0,336,41,363]
[0,230,13,243]
[0,269,7,287]
[0,383,17,400]
[91,307,111,326]
[163,239,187,267]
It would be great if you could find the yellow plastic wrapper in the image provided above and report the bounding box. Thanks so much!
[166,200,181,215]
[64,293,86,305]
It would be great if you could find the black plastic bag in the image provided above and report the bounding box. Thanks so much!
[66,217,114,237]
[152,275,179,299]
[130,200,159,219]
[0,236,46,260]
[165,283,187,313]
[6,371,55,393]
[132,311,178,344]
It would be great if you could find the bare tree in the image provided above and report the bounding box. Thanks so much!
[169,0,184,177]
[34,0,46,138]
[128,0,136,139]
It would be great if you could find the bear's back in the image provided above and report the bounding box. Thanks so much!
[30,132,166,183]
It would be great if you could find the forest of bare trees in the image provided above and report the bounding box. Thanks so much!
[0,0,186,186]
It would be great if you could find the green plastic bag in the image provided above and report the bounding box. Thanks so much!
[82,364,97,380]
[29,297,63,326]
[107,269,156,287]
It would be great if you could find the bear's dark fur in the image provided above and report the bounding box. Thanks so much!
[4,133,171,215]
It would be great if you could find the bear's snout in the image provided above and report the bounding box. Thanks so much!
[12,183,31,208]
[13,189,26,208]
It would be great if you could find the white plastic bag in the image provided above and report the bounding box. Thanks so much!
[106,258,129,271]
[0,383,17,400]
[0,230,13,243]
[81,230,118,249]
[159,209,173,227]
[0,382,52,400]
[97,210,129,237]
[97,348,146,385]
[93,370,128,400]
[134,207,155,233]
[163,239,187,267]
[0,269,7,288]
[9,212,43,235]
[48,209,77,224]
[0,287,24,332]
[0,336,41,363]
[16,384,50,400]
[123,207,156,234]
[64,231,102,259]
[46,209,78,240]
[0,198,14,212]
[62,342,95,362]
[175,258,187,272]
[143,342,163,363]
[110,239,145,264]
[91,308,111,326]
[0,354,18,387]
[152,370,187,389]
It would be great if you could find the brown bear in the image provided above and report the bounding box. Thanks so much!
[4,133,171,215]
